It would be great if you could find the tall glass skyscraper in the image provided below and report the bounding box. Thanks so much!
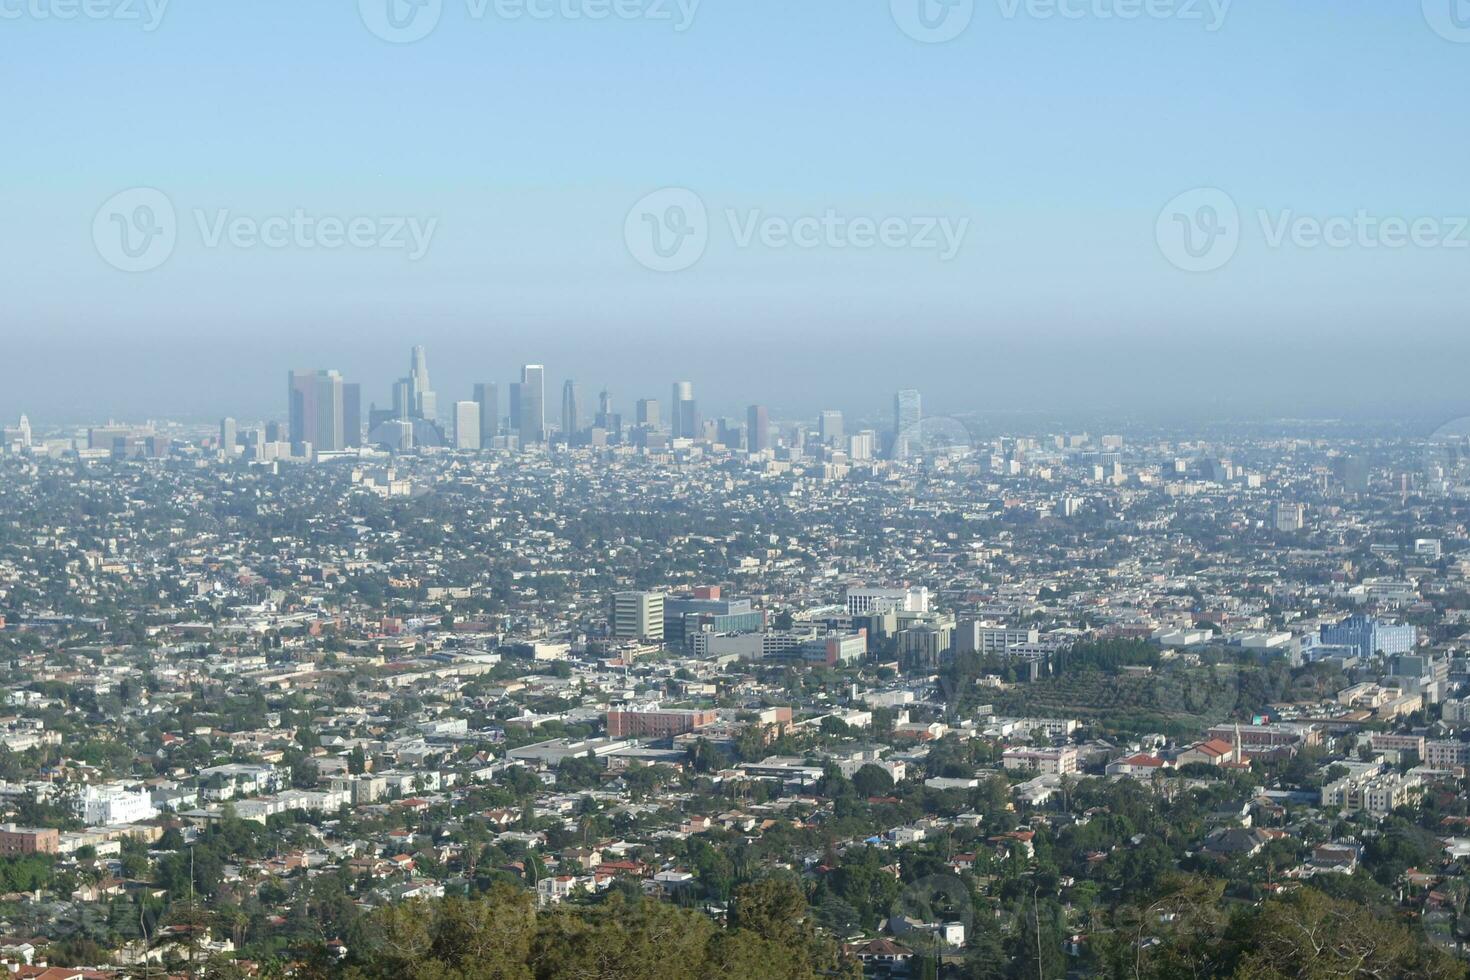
[747,404,770,452]
[288,369,347,453]
[519,365,545,445]
[671,381,698,440]
[473,383,498,449]
[892,388,922,459]
[561,380,581,438]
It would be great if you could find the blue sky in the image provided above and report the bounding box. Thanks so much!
[2,1,1468,424]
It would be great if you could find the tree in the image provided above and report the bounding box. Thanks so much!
[1233,887,1463,979]
[851,763,894,798]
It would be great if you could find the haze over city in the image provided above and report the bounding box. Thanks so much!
[4,2,1470,422]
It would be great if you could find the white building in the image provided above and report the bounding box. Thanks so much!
[453,401,481,450]
[1001,746,1078,775]
[843,586,929,617]
[75,784,157,826]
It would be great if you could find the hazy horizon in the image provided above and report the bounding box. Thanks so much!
[4,2,1469,424]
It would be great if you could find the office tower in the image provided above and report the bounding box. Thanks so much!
[218,417,237,458]
[343,383,361,448]
[636,398,660,428]
[671,381,698,439]
[746,404,770,452]
[849,430,875,460]
[394,346,437,421]
[593,389,621,440]
[561,380,581,438]
[714,417,740,448]
[453,401,480,450]
[1271,501,1305,532]
[518,365,545,445]
[819,410,844,447]
[408,345,436,419]
[893,388,922,459]
[288,369,346,453]
[382,419,414,452]
[1333,455,1370,492]
[612,591,665,642]
[473,383,499,449]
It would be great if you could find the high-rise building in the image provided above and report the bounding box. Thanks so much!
[595,389,621,440]
[893,388,922,459]
[219,417,236,459]
[473,383,499,449]
[612,591,665,642]
[819,410,844,447]
[1271,501,1305,532]
[747,404,770,452]
[288,369,347,454]
[409,345,436,419]
[450,401,478,450]
[671,381,698,439]
[392,379,412,419]
[636,398,660,428]
[518,365,545,445]
[343,383,361,448]
[561,380,581,438]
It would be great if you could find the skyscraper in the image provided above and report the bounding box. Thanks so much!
[595,389,621,440]
[518,365,545,445]
[392,379,411,419]
[636,398,660,429]
[893,388,922,459]
[747,404,770,452]
[288,369,347,454]
[561,380,581,438]
[473,383,499,449]
[343,383,361,448]
[819,410,844,447]
[219,417,237,459]
[409,345,436,419]
[671,381,698,440]
[453,400,480,450]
